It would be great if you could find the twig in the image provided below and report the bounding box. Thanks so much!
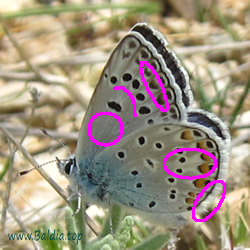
[2,41,250,72]
[1,123,78,141]
[0,124,68,201]
[0,14,89,108]
[0,195,41,250]
[0,124,99,235]
[0,14,50,84]
[1,140,14,232]
[0,71,68,84]
[175,40,250,55]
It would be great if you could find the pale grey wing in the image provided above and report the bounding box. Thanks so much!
[91,115,230,227]
[76,23,192,159]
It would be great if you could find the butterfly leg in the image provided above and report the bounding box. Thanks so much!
[167,228,180,250]
[67,186,82,215]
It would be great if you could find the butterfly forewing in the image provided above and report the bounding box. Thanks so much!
[76,24,190,159]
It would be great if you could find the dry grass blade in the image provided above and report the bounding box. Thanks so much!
[0,124,68,201]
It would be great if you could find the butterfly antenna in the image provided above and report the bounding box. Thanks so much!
[40,127,71,156]
[18,129,72,177]
[17,159,57,177]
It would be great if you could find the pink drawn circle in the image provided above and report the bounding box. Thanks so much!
[139,61,169,112]
[192,180,226,222]
[113,86,137,117]
[88,112,124,147]
[163,148,218,180]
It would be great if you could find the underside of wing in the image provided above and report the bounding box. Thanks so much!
[76,23,192,159]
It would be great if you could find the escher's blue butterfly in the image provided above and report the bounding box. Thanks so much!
[57,23,230,228]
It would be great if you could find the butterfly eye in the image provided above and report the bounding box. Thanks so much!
[64,160,73,175]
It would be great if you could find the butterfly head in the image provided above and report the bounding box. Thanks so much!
[56,155,78,180]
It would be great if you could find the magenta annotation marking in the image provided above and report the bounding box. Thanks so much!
[192,180,226,222]
[88,60,170,145]
[87,60,225,221]
[88,112,124,147]
[163,148,218,180]
[113,86,137,117]
[139,61,169,112]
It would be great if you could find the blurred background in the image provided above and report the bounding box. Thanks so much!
[0,0,250,249]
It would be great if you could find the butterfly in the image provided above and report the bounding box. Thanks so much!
[57,23,230,228]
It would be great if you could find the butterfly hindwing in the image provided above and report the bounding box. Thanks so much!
[88,118,229,227]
